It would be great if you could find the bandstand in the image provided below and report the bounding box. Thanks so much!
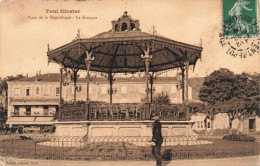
[47,12,203,137]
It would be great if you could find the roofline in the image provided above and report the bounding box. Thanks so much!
[7,81,60,84]
[47,32,203,56]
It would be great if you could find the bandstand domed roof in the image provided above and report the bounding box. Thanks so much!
[47,12,203,73]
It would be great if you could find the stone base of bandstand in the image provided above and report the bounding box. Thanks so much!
[53,120,197,138]
[36,121,208,147]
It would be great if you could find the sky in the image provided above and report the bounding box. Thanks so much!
[0,0,259,78]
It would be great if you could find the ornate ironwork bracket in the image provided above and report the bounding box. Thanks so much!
[84,50,94,121]
[141,48,153,120]
[85,50,94,104]
[141,48,152,102]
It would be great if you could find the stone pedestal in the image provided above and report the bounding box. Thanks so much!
[54,120,197,138]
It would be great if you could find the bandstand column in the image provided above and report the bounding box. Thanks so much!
[108,73,114,105]
[150,74,154,103]
[185,61,190,120]
[181,68,185,102]
[182,60,190,120]
[72,69,79,105]
[58,67,63,121]
[184,61,189,105]
[141,48,152,120]
[84,50,94,120]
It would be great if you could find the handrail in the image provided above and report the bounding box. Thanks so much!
[59,103,189,121]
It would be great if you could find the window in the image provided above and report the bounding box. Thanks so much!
[26,88,31,96]
[14,87,20,96]
[115,24,118,31]
[56,87,60,96]
[71,87,75,95]
[43,86,49,96]
[188,87,192,100]
[89,87,92,94]
[249,119,255,130]
[121,86,127,94]
[130,23,135,30]
[156,86,162,93]
[26,106,31,116]
[120,98,127,103]
[36,87,40,95]
[139,86,146,94]
[207,122,211,128]
[101,86,107,95]
[197,121,200,128]
[179,112,185,119]
[171,86,176,93]
[14,106,19,116]
[197,121,204,129]
[43,106,49,116]
[172,93,177,98]
[121,22,127,31]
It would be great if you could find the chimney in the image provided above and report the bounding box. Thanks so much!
[35,71,39,81]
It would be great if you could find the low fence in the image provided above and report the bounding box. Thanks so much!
[0,135,259,161]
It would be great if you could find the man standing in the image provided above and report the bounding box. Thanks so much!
[152,114,163,166]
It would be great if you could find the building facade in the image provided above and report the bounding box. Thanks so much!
[191,113,260,133]
[7,74,60,127]
[0,86,8,126]
[7,73,194,127]
[7,73,259,134]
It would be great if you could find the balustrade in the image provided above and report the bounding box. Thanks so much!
[59,103,189,121]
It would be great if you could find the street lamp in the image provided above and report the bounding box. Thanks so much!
[145,87,156,94]
[176,72,183,90]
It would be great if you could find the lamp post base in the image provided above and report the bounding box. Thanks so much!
[145,102,151,120]
[84,102,90,120]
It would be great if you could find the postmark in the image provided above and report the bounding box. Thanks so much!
[220,0,260,58]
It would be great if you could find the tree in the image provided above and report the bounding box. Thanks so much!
[199,69,259,134]
[199,68,236,135]
[199,68,236,104]
[224,99,257,133]
[152,92,171,105]
[223,72,259,133]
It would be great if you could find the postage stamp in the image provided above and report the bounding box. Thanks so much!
[220,0,259,58]
[222,0,258,37]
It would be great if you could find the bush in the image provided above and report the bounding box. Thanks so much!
[214,128,238,134]
[153,92,171,105]
[223,134,255,142]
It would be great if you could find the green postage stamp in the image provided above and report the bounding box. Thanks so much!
[220,0,259,58]
[222,0,258,37]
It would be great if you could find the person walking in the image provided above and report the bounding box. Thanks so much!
[151,114,163,166]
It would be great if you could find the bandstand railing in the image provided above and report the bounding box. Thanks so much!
[59,103,188,121]
[60,104,86,121]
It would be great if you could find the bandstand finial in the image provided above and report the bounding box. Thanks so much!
[111,11,140,32]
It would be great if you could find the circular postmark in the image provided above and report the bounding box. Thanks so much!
[220,0,259,58]
[220,15,260,58]
[219,33,260,58]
